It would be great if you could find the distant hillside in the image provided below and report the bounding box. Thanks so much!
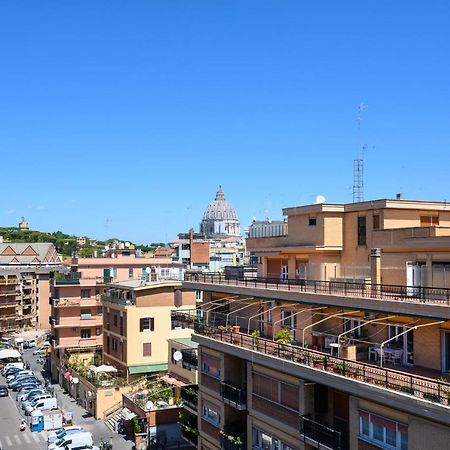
[0,227,165,258]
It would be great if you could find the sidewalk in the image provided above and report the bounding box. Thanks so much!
[24,348,134,450]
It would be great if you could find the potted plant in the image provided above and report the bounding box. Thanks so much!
[251,330,260,348]
[274,328,292,344]
[232,324,241,333]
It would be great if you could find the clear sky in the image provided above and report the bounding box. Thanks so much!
[1,1,449,243]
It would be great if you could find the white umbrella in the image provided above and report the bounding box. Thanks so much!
[89,364,118,373]
[0,349,22,359]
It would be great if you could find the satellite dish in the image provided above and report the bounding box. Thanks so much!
[173,351,183,361]
[145,267,152,274]
[72,377,79,384]
[145,400,154,411]
[314,195,327,204]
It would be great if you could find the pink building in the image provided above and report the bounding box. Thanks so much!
[50,253,183,382]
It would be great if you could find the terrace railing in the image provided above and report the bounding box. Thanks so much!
[299,415,341,450]
[174,312,450,407]
[221,381,247,408]
[184,273,450,306]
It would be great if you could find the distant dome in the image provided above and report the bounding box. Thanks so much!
[200,186,241,238]
[202,187,238,221]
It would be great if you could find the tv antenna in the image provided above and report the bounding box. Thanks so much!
[353,103,368,203]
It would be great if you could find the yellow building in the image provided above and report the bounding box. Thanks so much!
[102,279,196,379]
[177,197,450,450]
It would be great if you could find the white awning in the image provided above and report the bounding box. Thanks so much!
[89,364,118,374]
[0,349,22,359]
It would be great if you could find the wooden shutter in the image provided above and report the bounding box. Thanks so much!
[150,318,154,331]
[174,289,182,307]
[140,318,144,332]
[143,343,152,357]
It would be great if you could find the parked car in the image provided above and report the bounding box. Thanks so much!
[33,342,50,355]
[10,376,38,390]
[17,388,45,403]
[4,367,23,377]
[16,381,42,393]
[47,432,93,450]
[0,385,8,397]
[25,396,57,415]
[47,426,84,444]
[65,445,99,450]
[22,393,53,412]
[23,339,37,348]
[2,362,24,374]
[7,369,33,382]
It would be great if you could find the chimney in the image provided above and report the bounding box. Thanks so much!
[396,193,403,200]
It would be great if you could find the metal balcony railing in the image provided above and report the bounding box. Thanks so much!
[299,415,341,450]
[184,273,450,306]
[221,382,246,408]
[180,386,198,410]
[172,312,450,407]
[221,436,244,450]
[181,427,198,445]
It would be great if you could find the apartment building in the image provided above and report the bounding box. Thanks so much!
[49,253,181,382]
[102,279,196,379]
[0,243,63,331]
[176,197,450,450]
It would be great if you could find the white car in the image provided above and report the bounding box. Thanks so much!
[47,426,84,444]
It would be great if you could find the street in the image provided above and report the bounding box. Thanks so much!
[0,347,133,450]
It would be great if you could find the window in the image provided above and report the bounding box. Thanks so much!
[252,372,299,410]
[106,336,110,353]
[113,314,118,327]
[81,329,91,339]
[281,310,297,329]
[195,290,203,301]
[344,318,363,338]
[80,308,92,320]
[359,410,408,450]
[201,353,221,378]
[143,343,152,357]
[308,217,317,226]
[95,327,101,336]
[128,268,133,279]
[202,401,220,426]
[174,289,182,307]
[253,428,294,450]
[112,338,117,352]
[420,215,439,226]
[373,214,381,230]
[81,289,91,299]
[140,317,155,332]
[357,216,367,246]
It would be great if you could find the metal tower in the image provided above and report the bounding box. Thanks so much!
[353,103,368,203]
[353,159,364,203]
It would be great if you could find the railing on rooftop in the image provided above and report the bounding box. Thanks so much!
[299,415,341,450]
[180,385,198,410]
[184,273,450,306]
[173,312,450,407]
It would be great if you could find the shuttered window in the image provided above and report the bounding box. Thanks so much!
[140,317,155,332]
[143,343,152,357]
[201,353,221,378]
[174,289,182,307]
[253,371,299,411]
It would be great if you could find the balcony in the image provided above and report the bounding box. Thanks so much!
[299,415,341,450]
[52,315,103,328]
[53,296,102,308]
[221,382,246,410]
[180,385,198,412]
[54,336,103,349]
[184,274,450,316]
[181,426,198,446]
[221,436,244,450]
[174,312,450,409]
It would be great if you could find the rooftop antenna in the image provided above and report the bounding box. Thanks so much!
[353,102,368,203]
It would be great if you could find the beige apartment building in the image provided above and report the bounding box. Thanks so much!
[49,253,181,382]
[0,243,63,331]
[102,279,196,379]
[175,197,450,450]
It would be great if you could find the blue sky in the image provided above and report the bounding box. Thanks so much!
[1,1,449,243]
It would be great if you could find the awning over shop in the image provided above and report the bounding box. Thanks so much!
[128,363,168,375]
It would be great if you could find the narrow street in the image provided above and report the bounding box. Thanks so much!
[0,347,134,449]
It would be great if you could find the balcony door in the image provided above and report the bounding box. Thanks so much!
[280,266,288,280]
[441,331,450,373]
[389,325,414,366]
[406,262,423,296]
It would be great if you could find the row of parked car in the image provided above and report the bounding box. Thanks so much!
[2,362,100,450]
